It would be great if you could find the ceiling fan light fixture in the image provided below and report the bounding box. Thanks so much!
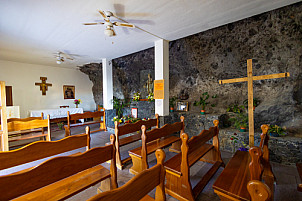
[104,28,114,37]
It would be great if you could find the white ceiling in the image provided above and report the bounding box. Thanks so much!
[0,0,300,69]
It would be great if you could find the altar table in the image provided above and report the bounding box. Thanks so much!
[29,108,84,122]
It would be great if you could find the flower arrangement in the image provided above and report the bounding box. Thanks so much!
[112,116,123,123]
[147,92,154,102]
[133,92,141,102]
[230,133,249,152]
[268,124,286,137]
[74,99,81,105]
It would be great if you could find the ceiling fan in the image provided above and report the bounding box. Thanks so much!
[55,51,74,64]
[83,10,135,37]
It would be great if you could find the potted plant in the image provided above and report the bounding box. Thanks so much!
[169,97,177,112]
[243,98,260,111]
[57,122,64,130]
[112,97,131,118]
[193,92,217,114]
[229,112,248,132]
[230,133,250,152]
[226,104,245,113]
[268,124,286,137]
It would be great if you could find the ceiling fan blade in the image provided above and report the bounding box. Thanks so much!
[112,29,116,36]
[98,10,107,18]
[99,10,110,22]
[83,22,104,25]
[114,22,135,28]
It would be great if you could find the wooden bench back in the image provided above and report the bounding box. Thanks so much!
[6,114,50,132]
[88,149,166,201]
[7,112,43,123]
[0,132,116,201]
[247,124,274,201]
[0,126,90,171]
[115,114,159,137]
[142,116,184,144]
[68,111,105,121]
[0,113,43,130]
[187,120,219,153]
[181,120,219,172]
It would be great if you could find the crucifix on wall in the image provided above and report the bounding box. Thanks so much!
[219,59,290,147]
[35,77,52,95]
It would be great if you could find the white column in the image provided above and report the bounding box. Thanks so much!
[102,58,113,109]
[155,39,169,116]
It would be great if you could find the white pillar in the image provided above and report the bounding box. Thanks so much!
[155,39,169,116]
[102,58,113,109]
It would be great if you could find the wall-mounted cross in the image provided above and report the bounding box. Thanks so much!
[35,77,52,95]
[219,59,290,147]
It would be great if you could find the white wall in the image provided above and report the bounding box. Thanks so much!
[0,60,96,118]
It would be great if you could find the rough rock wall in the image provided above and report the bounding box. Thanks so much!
[80,3,302,135]
[79,63,103,106]
[168,3,302,133]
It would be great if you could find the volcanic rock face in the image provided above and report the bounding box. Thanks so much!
[80,2,302,135]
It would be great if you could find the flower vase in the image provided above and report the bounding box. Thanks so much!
[76,104,78,108]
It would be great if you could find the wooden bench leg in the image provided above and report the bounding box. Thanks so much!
[169,141,181,153]
[65,128,70,137]
[165,171,195,201]
[129,154,143,175]
[97,178,113,193]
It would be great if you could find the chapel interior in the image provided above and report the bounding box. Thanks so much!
[0,1,301,201]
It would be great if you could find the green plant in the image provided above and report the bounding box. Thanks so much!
[169,96,177,108]
[57,122,64,130]
[268,125,286,136]
[193,92,217,110]
[243,98,260,108]
[112,97,131,118]
[230,133,249,151]
[226,104,245,113]
[229,112,248,129]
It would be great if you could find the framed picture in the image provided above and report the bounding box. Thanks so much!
[176,101,189,112]
[63,85,75,99]
[131,108,138,118]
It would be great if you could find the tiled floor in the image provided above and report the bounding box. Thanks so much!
[16,124,302,200]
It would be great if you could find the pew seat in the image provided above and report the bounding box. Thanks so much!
[164,120,224,201]
[0,128,117,201]
[128,116,185,175]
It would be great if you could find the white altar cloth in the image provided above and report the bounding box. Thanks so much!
[29,108,84,122]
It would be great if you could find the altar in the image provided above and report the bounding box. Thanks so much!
[29,108,84,122]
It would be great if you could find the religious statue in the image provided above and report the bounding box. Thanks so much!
[144,74,153,95]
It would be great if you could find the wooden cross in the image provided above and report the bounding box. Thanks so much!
[35,77,52,95]
[219,59,290,146]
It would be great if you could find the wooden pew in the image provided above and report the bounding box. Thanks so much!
[5,114,51,146]
[65,109,106,137]
[88,149,166,201]
[164,120,224,201]
[114,114,159,170]
[128,116,184,175]
[0,126,90,172]
[213,124,275,201]
[0,128,117,201]
[296,163,302,192]
[0,113,44,139]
